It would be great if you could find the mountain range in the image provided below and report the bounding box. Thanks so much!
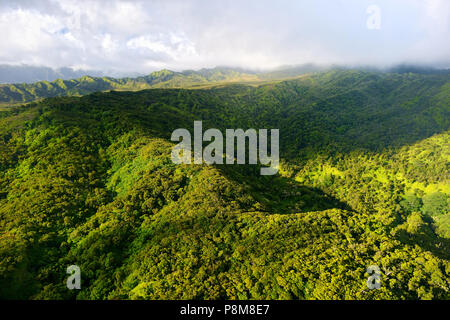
[0,67,448,299]
[1,64,448,108]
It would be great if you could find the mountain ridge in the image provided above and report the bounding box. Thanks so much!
[1,65,448,108]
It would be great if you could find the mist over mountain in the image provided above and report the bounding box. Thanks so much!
[1,64,449,107]
[0,65,101,84]
[2,63,448,86]
[0,65,144,84]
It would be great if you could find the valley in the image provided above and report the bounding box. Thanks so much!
[0,69,448,299]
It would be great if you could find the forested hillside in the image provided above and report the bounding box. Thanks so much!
[0,70,448,299]
[0,68,262,106]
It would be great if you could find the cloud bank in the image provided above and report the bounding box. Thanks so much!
[0,0,448,73]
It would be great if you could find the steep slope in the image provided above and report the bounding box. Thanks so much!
[0,70,448,299]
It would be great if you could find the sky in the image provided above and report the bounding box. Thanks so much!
[0,0,448,74]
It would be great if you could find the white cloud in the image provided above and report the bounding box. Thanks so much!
[100,34,118,53]
[0,0,448,73]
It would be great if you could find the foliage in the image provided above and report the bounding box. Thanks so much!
[0,69,448,300]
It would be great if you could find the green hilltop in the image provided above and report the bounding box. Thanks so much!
[0,69,449,299]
